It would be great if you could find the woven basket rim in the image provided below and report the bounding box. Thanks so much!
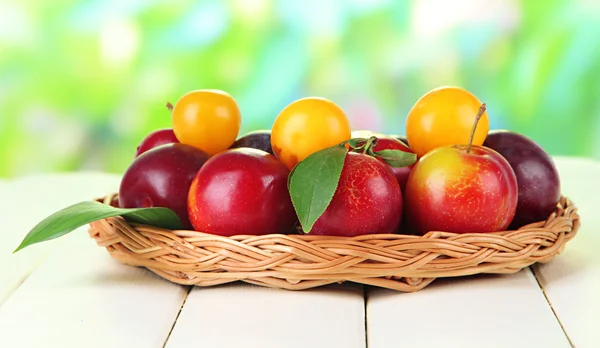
[88,194,580,292]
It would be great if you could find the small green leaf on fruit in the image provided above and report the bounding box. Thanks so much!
[288,144,348,233]
[347,138,366,149]
[14,201,183,253]
[374,149,417,168]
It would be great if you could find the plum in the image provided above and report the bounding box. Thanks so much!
[119,143,210,229]
[135,128,179,157]
[309,152,403,236]
[187,148,297,236]
[372,135,415,192]
[390,134,409,147]
[484,130,561,228]
[351,132,415,191]
[404,144,518,235]
[229,130,273,155]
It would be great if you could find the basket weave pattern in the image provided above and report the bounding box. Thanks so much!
[88,196,579,292]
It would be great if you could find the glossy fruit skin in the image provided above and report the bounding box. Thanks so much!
[188,148,297,236]
[372,136,415,192]
[271,97,351,170]
[135,128,179,157]
[406,86,490,158]
[309,152,403,237]
[404,145,518,235]
[119,143,210,229]
[171,89,241,155]
[484,130,561,227]
[230,130,273,155]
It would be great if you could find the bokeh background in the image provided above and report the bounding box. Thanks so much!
[1,0,599,178]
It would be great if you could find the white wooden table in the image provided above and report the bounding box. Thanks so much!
[0,157,598,348]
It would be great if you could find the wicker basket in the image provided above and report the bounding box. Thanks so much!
[88,195,580,292]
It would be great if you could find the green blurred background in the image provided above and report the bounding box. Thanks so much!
[1,0,599,178]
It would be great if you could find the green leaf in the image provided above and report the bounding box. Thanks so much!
[374,149,417,168]
[14,201,183,253]
[287,163,298,190]
[347,138,367,149]
[288,144,348,233]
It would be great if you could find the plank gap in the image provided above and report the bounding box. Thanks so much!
[531,266,575,348]
[162,285,193,348]
[363,285,368,348]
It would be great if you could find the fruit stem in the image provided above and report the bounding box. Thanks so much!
[166,102,173,112]
[466,103,486,154]
[362,136,378,154]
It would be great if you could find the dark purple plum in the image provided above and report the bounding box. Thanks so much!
[229,130,273,155]
[390,134,409,147]
[119,143,210,229]
[483,130,561,228]
[135,128,180,157]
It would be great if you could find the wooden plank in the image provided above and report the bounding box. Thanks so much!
[0,172,189,347]
[165,282,366,348]
[532,157,600,348]
[0,226,189,348]
[0,178,48,305]
[366,156,587,348]
[367,270,570,348]
[0,172,122,305]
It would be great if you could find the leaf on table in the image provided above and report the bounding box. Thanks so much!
[288,144,348,233]
[14,201,182,253]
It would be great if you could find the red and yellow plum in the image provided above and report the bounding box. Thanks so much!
[404,145,518,235]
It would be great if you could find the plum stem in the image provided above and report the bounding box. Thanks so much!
[166,102,173,112]
[467,103,487,154]
[362,136,378,154]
